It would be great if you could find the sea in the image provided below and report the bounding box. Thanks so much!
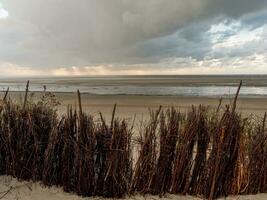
[0,75,267,98]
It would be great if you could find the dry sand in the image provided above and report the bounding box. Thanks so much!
[0,176,266,200]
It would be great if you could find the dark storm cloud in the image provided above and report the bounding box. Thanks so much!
[0,0,266,71]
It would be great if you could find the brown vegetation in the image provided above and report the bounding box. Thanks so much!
[0,81,266,199]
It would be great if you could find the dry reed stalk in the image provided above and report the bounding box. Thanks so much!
[216,97,223,113]
[29,104,56,181]
[192,82,243,199]
[43,119,65,186]
[229,118,249,195]
[5,105,37,180]
[23,80,29,110]
[207,110,242,199]
[61,107,78,192]
[202,82,243,199]
[0,97,55,181]
[77,90,82,116]
[75,113,95,196]
[94,111,112,195]
[150,108,181,195]
[171,106,199,194]
[188,106,209,194]
[102,119,132,198]
[1,80,267,199]
[0,88,10,174]
[131,106,162,193]
[70,91,96,196]
[246,113,267,194]
[3,87,9,102]
[232,80,242,113]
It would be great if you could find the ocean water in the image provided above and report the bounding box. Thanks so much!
[0,75,267,98]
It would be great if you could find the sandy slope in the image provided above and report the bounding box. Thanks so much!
[0,176,266,200]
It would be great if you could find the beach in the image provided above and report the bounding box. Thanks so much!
[2,0,267,198]
[1,76,267,200]
[5,92,267,120]
[1,75,267,119]
[56,93,267,117]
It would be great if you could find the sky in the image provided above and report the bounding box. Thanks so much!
[0,0,267,77]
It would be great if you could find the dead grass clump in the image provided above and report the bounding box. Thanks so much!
[150,108,181,195]
[188,106,209,195]
[102,119,132,198]
[42,119,65,186]
[171,105,208,194]
[0,99,56,182]
[1,80,267,199]
[190,81,243,200]
[246,113,267,194]
[74,112,95,196]
[94,113,112,195]
[95,105,132,198]
[60,107,78,192]
[131,106,161,194]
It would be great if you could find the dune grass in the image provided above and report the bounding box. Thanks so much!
[0,81,266,199]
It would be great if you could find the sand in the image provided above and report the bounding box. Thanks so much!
[5,91,267,120]
[55,93,267,118]
[0,176,266,200]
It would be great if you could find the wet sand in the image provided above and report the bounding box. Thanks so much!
[56,93,267,118]
[5,92,267,119]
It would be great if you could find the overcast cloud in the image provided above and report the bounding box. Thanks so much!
[0,0,267,76]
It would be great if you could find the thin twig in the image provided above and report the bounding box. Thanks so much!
[23,80,30,110]
[216,97,223,113]
[110,103,117,131]
[232,80,242,113]
[3,87,9,102]
[0,186,13,199]
[77,89,83,116]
